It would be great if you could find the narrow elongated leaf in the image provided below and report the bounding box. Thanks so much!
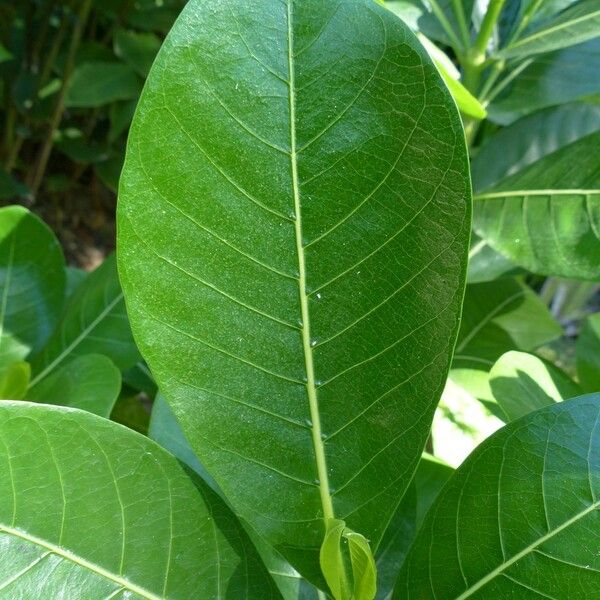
[498,0,600,59]
[472,102,600,192]
[395,394,600,598]
[490,350,582,421]
[27,354,121,417]
[474,132,600,280]
[118,0,470,582]
[577,312,600,392]
[29,254,139,387]
[489,38,600,124]
[0,401,280,598]
[0,206,65,366]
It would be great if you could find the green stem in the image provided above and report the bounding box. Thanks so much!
[428,0,464,51]
[451,0,471,47]
[463,0,507,92]
[29,0,92,196]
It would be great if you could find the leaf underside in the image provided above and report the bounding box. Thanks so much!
[118,0,470,580]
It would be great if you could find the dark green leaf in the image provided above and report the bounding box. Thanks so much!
[0,206,65,366]
[27,354,121,417]
[489,38,600,124]
[472,102,600,192]
[474,132,600,279]
[498,0,600,59]
[114,29,161,77]
[65,62,142,108]
[395,394,600,598]
[0,400,280,598]
[118,0,470,581]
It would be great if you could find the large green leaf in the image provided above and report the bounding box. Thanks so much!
[29,254,139,387]
[488,38,600,124]
[498,0,600,59]
[27,354,121,417]
[0,401,279,598]
[472,102,600,192]
[489,350,582,421]
[395,394,600,598]
[0,206,65,367]
[118,0,470,582]
[474,132,600,280]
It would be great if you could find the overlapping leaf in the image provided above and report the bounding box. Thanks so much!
[29,253,139,388]
[396,394,600,598]
[0,401,279,599]
[118,0,470,582]
[474,132,600,279]
[0,206,65,367]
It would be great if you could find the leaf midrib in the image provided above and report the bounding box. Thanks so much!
[286,0,334,522]
[0,523,161,600]
[475,189,600,200]
[454,500,600,599]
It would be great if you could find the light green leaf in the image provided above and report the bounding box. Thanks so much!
[346,530,377,600]
[467,234,520,283]
[453,279,561,373]
[489,38,600,124]
[118,0,470,583]
[114,29,162,77]
[320,520,351,600]
[472,102,600,192]
[0,361,30,399]
[490,350,582,421]
[0,206,65,366]
[395,394,600,598]
[499,0,600,59]
[474,131,600,280]
[577,312,600,392]
[0,400,279,598]
[29,254,139,387]
[65,62,142,108]
[27,354,121,417]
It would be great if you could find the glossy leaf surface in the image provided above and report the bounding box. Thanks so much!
[118,0,470,580]
[489,38,600,124]
[396,394,600,598]
[490,350,582,421]
[498,0,600,59]
[0,401,279,599]
[474,132,600,280]
[0,206,65,366]
[27,354,121,417]
[30,254,139,387]
[472,102,600,192]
